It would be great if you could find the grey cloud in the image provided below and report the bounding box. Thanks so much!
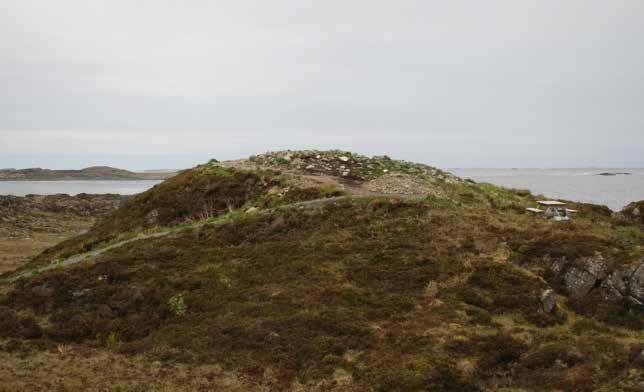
[1,1,643,169]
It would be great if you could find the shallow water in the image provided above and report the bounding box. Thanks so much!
[450,168,644,211]
[0,180,163,197]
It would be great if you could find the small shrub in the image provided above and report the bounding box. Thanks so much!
[521,342,585,369]
[615,226,644,246]
[0,306,42,339]
[425,195,456,208]
[167,294,187,316]
[106,331,120,347]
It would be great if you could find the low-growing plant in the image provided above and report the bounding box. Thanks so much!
[614,226,644,246]
[425,195,456,208]
[167,294,187,316]
[106,331,120,347]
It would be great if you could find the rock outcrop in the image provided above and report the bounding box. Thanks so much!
[621,200,644,226]
[545,253,644,308]
[540,288,557,313]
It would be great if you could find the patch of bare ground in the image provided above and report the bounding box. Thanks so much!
[363,173,446,196]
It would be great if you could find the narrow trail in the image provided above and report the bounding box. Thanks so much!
[2,194,429,284]
[3,194,422,284]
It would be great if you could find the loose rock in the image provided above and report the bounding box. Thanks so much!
[540,289,556,313]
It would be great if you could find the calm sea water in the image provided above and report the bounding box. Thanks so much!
[450,168,644,211]
[2,170,643,211]
[0,180,163,197]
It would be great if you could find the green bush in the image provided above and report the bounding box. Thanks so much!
[106,331,120,347]
[167,294,187,317]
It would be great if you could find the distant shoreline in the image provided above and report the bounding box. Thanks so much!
[0,166,176,181]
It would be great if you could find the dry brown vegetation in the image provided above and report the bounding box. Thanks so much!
[0,194,125,275]
[1,152,643,391]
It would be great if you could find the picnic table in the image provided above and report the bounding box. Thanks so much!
[526,200,577,220]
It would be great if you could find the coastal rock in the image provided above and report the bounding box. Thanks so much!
[620,201,644,226]
[582,254,608,280]
[630,262,644,304]
[564,267,597,298]
[540,289,556,313]
[601,270,629,301]
[550,257,570,274]
[569,257,644,308]
[561,254,607,298]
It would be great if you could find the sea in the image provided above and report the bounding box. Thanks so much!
[0,180,163,197]
[1,169,643,211]
[450,168,644,211]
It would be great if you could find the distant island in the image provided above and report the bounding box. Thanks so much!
[597,172,631,176]
[0,166,177,181]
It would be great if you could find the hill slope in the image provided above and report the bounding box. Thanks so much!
[1,150,643,391]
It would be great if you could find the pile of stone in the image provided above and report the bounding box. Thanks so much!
[365,173,445,196]
[249,150,461,183]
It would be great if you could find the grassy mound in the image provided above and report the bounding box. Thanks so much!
[22,162,343,271]
[1,153,643,390]
[2,195,642,390]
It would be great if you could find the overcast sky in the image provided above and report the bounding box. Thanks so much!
[1,1,643,170]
